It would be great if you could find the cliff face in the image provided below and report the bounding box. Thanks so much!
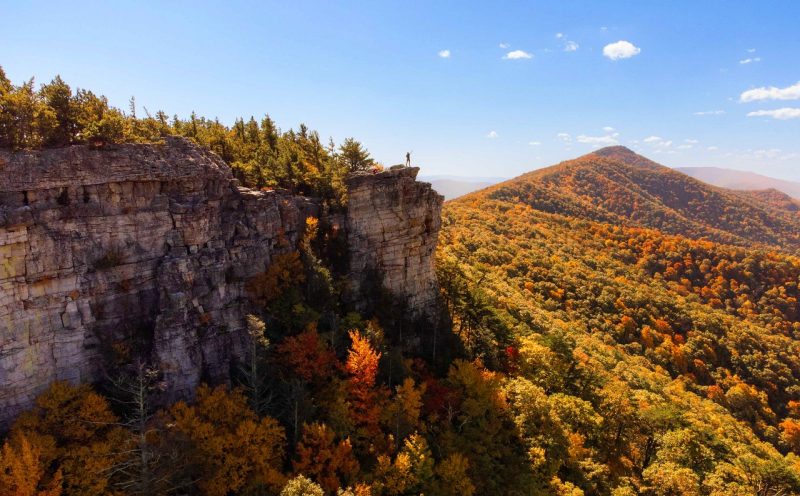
[0,139,441,428]
[0,138,309,428]
[346,167,443,321]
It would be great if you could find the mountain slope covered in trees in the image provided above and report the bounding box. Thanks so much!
[437,149,800,494]
[483,146,800,252]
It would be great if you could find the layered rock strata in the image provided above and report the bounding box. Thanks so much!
[346,167,443,321]
[0,140,442,429]
[0,138,307,427]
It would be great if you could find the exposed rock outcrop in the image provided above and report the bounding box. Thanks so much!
[0,139,442,429]
[0,138,309,428]
[346,167,443,321]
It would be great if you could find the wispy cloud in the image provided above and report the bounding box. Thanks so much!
[740,81,800,102]
[753,148,783,159]
[603,40,641,60]
[747,108,800,120]
[643,136,672,148]
[557,133,572,142]
[739,57,761,65]
[694,110,725,116]
[503,50,533,60]
[499,42,510,49]
[707,146,719,151]
[487,130,499,138]
[576,132,619,146]
[555,33,579,52]
[438,49,451,58]
[602,126,616,133]
[529,141,541,146]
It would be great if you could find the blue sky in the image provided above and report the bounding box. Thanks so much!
[2,1,800,179]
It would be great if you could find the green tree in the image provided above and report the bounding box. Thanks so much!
[338,137,374,173]
[39,76,76,145]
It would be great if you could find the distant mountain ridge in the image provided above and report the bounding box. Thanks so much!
[459,146,800,251]
[421,175,505,200]
[677,166,800,199]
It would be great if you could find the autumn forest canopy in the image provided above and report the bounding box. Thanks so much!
[5,71,800,496]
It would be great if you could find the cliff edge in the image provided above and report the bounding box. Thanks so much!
[0,139,442,428]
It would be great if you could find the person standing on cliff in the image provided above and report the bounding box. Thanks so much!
[405,151,411,167]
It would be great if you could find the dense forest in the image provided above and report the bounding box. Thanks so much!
[0,67,379,207]
[437,165,800,494]
[4,71,800,495]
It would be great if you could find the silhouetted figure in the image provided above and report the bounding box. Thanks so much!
[405,152,411,167]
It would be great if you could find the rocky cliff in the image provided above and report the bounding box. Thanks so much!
[346,167,443,321]
[0,139,442,429]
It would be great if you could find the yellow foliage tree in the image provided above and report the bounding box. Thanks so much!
[8,381,126,496]
[0,435,62,496]
[164,385,286,496]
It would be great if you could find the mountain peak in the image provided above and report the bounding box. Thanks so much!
[593,145,637,156]
[587,145,662,170]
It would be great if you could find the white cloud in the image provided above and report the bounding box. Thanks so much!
[557,133,572,142]
[677,144,693,150]
[564,41,579,52]
[504,49,533,60]
[707,146,719,151]
[499,42,510,49]
[694,110,725,116]
[643,136,672,148]
[602,126,616,132]
[487,130,498,138]
[603,40,641,60]
[740,82,800,102]
[529,141,541,146]
[747,48,757,53]
[438,49,451,58]
[739,57,761,64]
[576,132,620,146]
[747,108,800,120]
[555,33,564,39]
[753,148,782,159]
[685,139,699,144]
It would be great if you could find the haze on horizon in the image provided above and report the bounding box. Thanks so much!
[2,1,799,180]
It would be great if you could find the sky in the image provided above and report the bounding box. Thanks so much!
[2,1,800,180]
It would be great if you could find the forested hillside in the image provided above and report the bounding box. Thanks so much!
[486,146,800,252]
[436,150,800,494]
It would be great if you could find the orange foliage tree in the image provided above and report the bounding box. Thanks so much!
[8,381,127,496]
[277,324,338,384]
[293,422,359,492]
[163,384,286,496]
[0,434,62,496]
[345,330,386,446]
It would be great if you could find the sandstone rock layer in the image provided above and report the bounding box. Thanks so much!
[346,167,443,320]
[0,140,442,429]
[0,138,306,428]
